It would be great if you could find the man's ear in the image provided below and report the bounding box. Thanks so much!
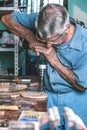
[65,24,70,34]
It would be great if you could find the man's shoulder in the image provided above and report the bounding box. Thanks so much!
[12,12,38,19]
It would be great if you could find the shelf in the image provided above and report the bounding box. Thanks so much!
[0,7,14,11]
[0,44,14,51]
[0,47,14,51]
[0,12,19,77]
[0,0,26,77]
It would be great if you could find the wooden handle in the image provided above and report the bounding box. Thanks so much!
[0,105,19,110]
[30,82,39,87]
[12,79,21,83]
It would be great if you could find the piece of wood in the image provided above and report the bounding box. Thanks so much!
[0,105,19,110]
[30,82,39,87]
[21,91,48,101]
[0,128,8,130]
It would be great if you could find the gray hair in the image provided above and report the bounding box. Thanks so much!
[35,4,70,39]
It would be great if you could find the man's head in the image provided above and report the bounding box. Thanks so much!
[35,3,70,45]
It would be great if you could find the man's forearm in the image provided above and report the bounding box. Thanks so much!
[53,58,85,91]
[1,14,36,48]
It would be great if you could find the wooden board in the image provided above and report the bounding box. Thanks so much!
[21,91,48,101]
[0,83,27,92]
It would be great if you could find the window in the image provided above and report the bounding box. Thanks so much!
[21,0,64,14]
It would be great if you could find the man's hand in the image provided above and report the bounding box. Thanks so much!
[34,44,57,65]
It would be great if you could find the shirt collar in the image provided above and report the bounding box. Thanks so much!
[67,17,82,51]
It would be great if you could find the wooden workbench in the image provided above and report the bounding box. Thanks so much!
[0,76,47,129]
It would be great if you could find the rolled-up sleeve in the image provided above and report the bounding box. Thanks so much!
[73,54,87,88]
[12,12,38,32]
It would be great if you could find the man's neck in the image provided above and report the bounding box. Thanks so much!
[64,23,75,43]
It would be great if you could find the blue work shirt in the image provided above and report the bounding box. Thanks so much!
[44,18,87,93]
[12,12,87,93]
[12,12,87,129]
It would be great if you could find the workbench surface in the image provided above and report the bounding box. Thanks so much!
[0,76,46,129]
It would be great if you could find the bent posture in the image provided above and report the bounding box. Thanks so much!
[1,4,87,130]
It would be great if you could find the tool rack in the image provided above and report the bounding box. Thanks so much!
[0,0,19,77]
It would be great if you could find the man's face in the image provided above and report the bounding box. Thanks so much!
[36,32,65,48]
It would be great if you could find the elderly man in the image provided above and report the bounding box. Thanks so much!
[1,4,87,130]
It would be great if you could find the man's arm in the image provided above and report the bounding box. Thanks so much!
[53,58,85,91]
[1,14,37,50]
[35,46,86,91]
[49,49,86,91]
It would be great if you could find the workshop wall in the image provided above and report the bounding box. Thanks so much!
[68,0,87,28]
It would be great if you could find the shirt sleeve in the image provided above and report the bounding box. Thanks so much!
[73,54,87,88]
[12,12,38,32]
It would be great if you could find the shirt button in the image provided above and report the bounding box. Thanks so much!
[52,69,54,72]
[60,47,64,49]
[58,92,61,95]
[66,48,69,51]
